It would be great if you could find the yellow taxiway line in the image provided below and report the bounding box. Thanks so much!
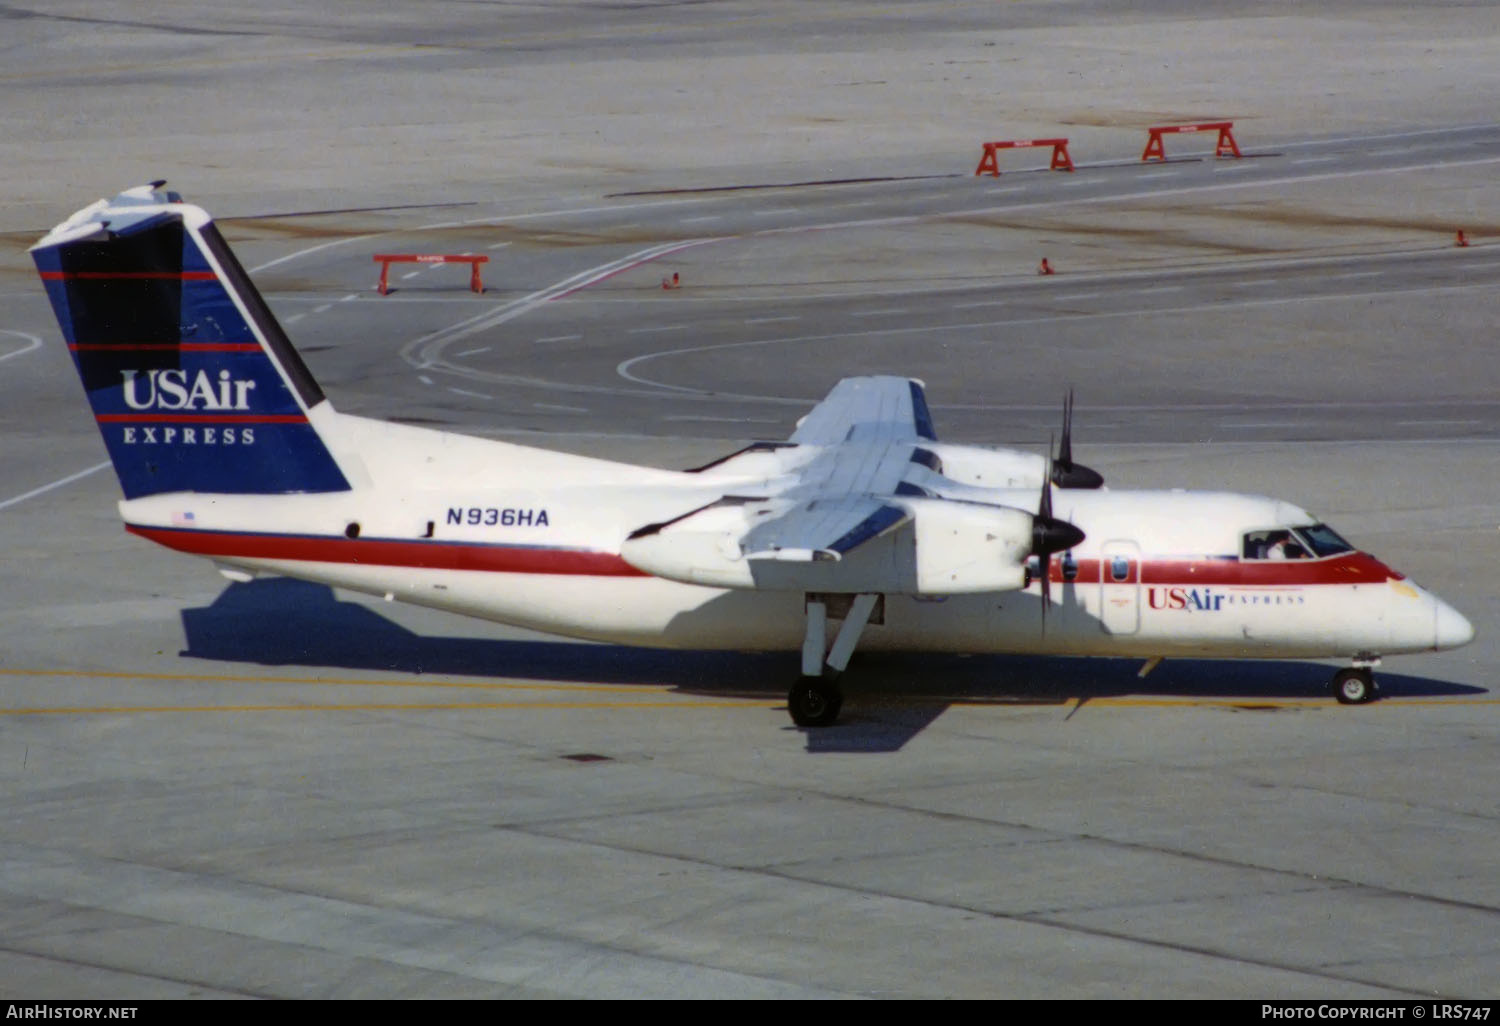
[1049,695,1500,709]
[0,700,780,716]
[0,667,679,695]
[0,668,1491,716]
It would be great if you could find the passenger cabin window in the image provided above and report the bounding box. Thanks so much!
[1242,524,1354,561]
[1110,556,1130,581]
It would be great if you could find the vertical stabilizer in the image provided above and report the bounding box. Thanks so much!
[31,183,351,499]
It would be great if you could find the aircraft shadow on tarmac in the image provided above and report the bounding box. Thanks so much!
[180,579,1486,754]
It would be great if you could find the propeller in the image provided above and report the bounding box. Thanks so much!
[1032,444,1086,633]
[1050,389,1105,489]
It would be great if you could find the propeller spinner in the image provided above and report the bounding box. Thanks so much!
[1033,485,1085,560]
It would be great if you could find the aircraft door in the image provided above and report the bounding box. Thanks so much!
[1099,540,1141,635]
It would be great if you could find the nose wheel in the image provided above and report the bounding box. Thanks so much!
[1331,667,1379,705]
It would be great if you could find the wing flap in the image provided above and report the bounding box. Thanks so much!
[744,499,910,561]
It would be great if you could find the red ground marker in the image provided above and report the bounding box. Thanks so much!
[1141,122,1241,162]
[374,253,488,295]
[976,139,1074,176]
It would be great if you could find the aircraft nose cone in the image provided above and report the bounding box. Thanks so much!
[1434,599,1476,650]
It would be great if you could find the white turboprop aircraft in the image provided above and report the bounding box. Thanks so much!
[32,184,1475,726]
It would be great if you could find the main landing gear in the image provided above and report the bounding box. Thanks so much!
[1330,663,1380,705]
[788,593,880,728]
[788,674,843,728]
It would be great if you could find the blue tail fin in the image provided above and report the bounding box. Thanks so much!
[31,183,351,499]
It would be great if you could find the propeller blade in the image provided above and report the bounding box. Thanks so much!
[1050,388,1106,489]
[1032,448,1085,636]
[1040,553,1050,635]
[1033,448,1086,558]
[1039,447,1054,635]
[1059,388,1074,466]
[1040,440,1054,521]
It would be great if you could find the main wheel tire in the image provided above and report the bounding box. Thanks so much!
[1331,668,1377,705]
[788,675,843,727]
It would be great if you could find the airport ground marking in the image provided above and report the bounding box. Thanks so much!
[663,414,781,424]
[0,329,111,513]
[5,696,1495,718]
[614,280,1500,399]
[250,233,386,274]
[233,141,1500,412]
[952,695,1500,711]
[0,45,434,84]
[242,133,1500,292]
[1,667,1491,717]
[398,238,724,371]
[763,154,1500,239]
[0,699,783,717]
[0,461,112,512]
[0,330,42,364]
[0,667,691,695]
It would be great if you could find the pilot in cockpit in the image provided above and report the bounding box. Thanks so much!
[1245,528,1310,561]
[1265,532,1307,560]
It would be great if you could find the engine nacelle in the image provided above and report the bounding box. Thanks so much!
[620,497,1034,595]
[904,498,1032,593]
[923,443,1048,489]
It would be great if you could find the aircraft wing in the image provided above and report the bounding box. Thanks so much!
[621,375,1082,595]
[789,375,937,446]
[743,377,937,561]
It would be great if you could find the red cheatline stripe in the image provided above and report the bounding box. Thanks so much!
[126,524,648,577]
[96,413,308,424]
[69,343,260,352]
[39,270,217,281]
[126,521,1395,585]
[1053,553,1397,587]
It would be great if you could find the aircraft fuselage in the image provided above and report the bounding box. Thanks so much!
[117,424,1469,663]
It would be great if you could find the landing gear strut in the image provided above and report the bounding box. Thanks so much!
[1331,666,1379,705]
[788,593,879,728]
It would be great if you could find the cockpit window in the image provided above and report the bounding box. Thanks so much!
[1243,529,1307,560]
[1296,522,1354,558]
[1243,524,1354,561]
